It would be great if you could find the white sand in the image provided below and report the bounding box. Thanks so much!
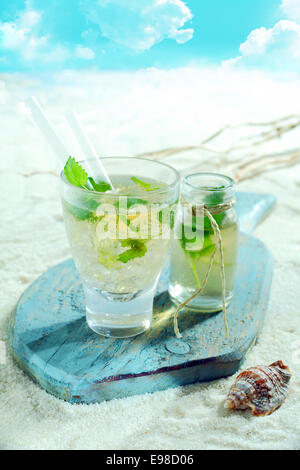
[0,68,299,450]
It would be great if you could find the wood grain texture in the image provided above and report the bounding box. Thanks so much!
[7,192,275,404]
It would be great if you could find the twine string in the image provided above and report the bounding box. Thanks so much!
[174,201,234,339]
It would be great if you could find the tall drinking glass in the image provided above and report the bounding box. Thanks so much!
[60,157,180,338]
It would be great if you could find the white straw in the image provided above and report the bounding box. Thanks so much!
[28,97,113,190]
[65,109,113,187]
[28,96,70,164]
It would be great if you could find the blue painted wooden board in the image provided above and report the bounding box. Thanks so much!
[8,192,275,404]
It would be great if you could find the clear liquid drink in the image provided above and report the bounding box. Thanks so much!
[168,173,239,312]
[61,157,179,338]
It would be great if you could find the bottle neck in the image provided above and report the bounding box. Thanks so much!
[181,173,236,207]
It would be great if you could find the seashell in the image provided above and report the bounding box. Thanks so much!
[224,360,291,417]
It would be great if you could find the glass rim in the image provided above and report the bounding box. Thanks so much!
[60,156,181,197]
[183,172,235,191]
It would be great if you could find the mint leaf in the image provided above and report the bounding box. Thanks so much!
[181,227,216,257]
[126,198,147,208]
[88,177,111,192]
[63,157,114,221]
[203,212,226,231]
[131,176,159,192]
[64,157,88,188]
[203,186,226,207]
[189,187,227,230]
[117,239,147,263]
[64,157,112,193]
[114,198,147,210]
[189,242,216,259]
[119,214,131,227]
[118,214,141,233]
[66,205,92,221]
[196,243,216,258]
[64,197,99,221]
[158,206,175,229]
[182,231,205,252]
[190,207,226,232]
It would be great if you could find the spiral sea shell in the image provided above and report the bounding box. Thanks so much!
[224,360,291,417]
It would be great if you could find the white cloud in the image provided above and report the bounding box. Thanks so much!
[0,5,95,64]
[221,57,241,69]
[224,18,300,72]
[80,0,193,52]
[239,20,300,57]
[223,1,300,73]
[0,0,192,65]
[19,8,41,29]
[75,46,96,60]
[281,0,300,22]
[169,27,194,44]
[239,26,274,55]
[0,7,47,56]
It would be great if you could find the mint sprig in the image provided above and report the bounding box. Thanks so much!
[64,157,89,188]
[64,197,99,221]
[63,157,113,221]
[117,239,147,263]
[64,157,112,192]
[181,228,216,256]
[131,176,160,192]
[88,177,111,193]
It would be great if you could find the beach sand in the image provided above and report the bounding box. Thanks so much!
[0,69,299,450]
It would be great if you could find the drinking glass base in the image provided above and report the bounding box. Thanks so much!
[86,319,150,338]
[84,284,155,338]
[168,283,233,313]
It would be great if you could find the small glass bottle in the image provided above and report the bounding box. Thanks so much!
[168,172,239,312]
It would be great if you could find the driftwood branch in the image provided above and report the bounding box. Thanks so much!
[20,170,58,177]
[19,115,300,184]
[137,114,300,182]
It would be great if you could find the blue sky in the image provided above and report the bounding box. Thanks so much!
[0,0,299,72]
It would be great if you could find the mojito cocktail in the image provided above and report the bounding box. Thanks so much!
[61,157,179,337]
